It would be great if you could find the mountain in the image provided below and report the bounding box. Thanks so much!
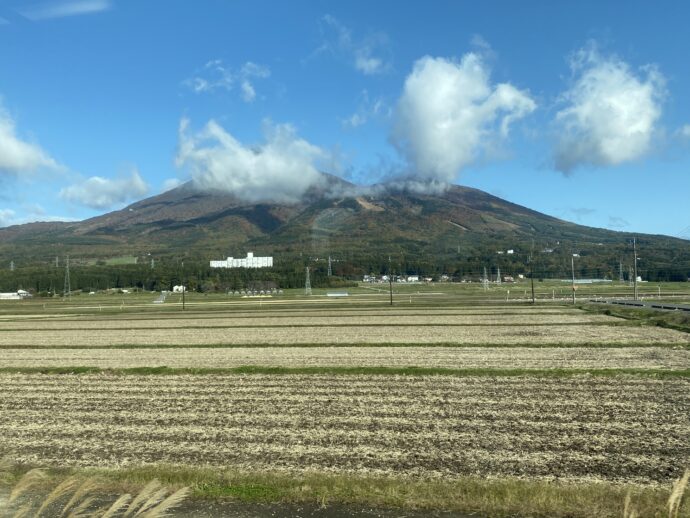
[0,173,688,278]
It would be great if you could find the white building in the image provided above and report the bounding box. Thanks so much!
[210,252,273,269]
[0,290,31,300]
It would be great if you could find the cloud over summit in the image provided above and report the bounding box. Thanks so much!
[176,118,327,203]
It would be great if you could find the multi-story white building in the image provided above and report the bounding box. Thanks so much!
[210,252,273,269]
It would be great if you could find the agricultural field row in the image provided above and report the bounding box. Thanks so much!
[2,346,689,370]
[0,313,621,330]
[0,306,586,322]
[0,373,686,485]
[0,323,686,347]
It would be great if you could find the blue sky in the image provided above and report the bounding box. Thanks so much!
[1,0,689,237]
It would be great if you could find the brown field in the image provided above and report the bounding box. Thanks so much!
[0,373,687,485]
[0,322,687,347]
[2,345,689,369]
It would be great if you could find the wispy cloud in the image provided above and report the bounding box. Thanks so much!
[341,90,390,129]
[162,178,183,192]
[313,15,391,75]
[676,124,690,139]
[185,60,270,103]
[0,103,59,174]
[0,205,74,228]
[18,0,111,21]
[608,215,629,229]
[59,168,148,209]
[553,43,666,173]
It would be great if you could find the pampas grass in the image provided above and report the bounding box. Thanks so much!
[0,462,188,518]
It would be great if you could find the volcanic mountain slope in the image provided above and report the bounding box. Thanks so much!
[0,173,687,268]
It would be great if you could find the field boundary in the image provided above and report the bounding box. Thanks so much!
[1,365,688,378]
[1,341,687,349]
[1,464,685,518]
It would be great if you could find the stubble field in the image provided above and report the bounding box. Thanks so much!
[0,299,688,516]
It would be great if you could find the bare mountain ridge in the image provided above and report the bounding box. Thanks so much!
[0,173,686,267]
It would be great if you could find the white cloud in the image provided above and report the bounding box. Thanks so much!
[176,118,328,203]
[186,60,270,103]
[60,168,148,209]
[162,178,183,192]
[0,105,59,173]
[553,46,665,173]
[0,209,16,227]
[0,206,73,227]
[341,90,389,129]
[391,54,536,183]
[316,15,390,75]
[19,0,111,21]
[677,124,690,138]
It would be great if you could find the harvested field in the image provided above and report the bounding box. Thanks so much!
[0,323,687,347]
[0,373,687,485]
[2,346,689,370]
[0,312,621,330]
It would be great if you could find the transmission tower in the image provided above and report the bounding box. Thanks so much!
[63,255,71,299]
[482,266,489,291]
[619,261,624,283]
[496,267,501,285]
[55,256,59,268]
[305,266,312,295]
[151,258,155,270]
[10,261,14,271]
[327,256,332,277]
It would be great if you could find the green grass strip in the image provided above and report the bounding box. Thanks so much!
[2,464,684,518]
[0,365,688,378]
[1,341,687,349]
[0,321,630,332]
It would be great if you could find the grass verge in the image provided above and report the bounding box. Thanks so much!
[2,464,687,518]
[0,365,688,378]
[0,341,687,349]
[582,303,690,334]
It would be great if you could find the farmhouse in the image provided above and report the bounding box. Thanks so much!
[210,252,273,269]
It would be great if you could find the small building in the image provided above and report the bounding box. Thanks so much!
[210,252,273,269]
[0,290,31,300]
[172,285,187,293]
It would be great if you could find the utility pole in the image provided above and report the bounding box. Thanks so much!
[305,266,312,296]
[181,260,185,310]
[529,254,535,304]
[63,255,71,300]
[633,238,638,301]
[388,256,393,306]
[571,255,576,305]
